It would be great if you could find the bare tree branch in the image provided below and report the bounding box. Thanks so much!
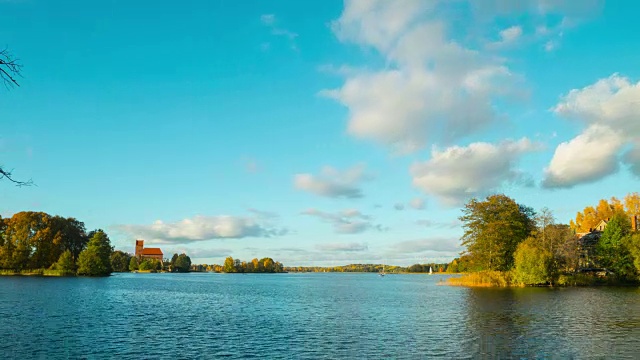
[0,47,22,89]
[0,166,33,187]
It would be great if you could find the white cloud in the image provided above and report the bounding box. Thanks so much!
[294,164,371,198]
[411,138,540,205]
[553,74,640,135]
[543,125,623,188]
[316,242,368,252]
[301,208,383,234]
[324,7,515,153]
[115,215,287,244]
[544,74,640,187]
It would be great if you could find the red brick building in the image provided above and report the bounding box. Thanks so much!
[135,240,164,262]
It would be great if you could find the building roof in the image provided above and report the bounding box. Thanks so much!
[579,231,601,247]
[141,248,163,256]
[594,219,608,229]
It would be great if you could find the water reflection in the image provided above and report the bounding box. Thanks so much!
[1,274,640,358]
[462,287,640,359]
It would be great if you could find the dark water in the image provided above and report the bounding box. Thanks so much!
[1,273,639,359]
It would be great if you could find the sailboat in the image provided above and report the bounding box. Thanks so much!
[379,264,386,277]
[429,266,433,275]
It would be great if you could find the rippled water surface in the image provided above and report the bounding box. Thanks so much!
[1,273,640,359]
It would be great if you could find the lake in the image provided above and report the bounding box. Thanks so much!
[1,273,639,359]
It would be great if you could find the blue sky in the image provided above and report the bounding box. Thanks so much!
[2,0,639,266]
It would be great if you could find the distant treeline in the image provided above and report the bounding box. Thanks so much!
[284,263,449,273]
[191,256,285,273]
[117,251,192,273]
[0,211,193,276]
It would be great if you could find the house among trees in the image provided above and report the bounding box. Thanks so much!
[135,240,163,263]
[577,215,639,269]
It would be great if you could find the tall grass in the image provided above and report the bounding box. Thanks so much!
[447,271,515,287]
[0,269,74,276]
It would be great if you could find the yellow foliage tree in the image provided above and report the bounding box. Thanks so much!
[572,194,638,233]
[624,192,640,216]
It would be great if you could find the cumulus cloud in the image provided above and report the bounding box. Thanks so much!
[321,1,604,153]
[316,242,368,252]
[322,1,539,153]
[115,215,287,244]
[543,74,640,187]
[543,125,623,188]
[294,164,371,199]
[411,138,541,205]
[301,208,383,234]
[323,22,514,152]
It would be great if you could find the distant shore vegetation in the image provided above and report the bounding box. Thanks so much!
[447,193,640,287]
[284,263,448,273]
[0,211,193,276]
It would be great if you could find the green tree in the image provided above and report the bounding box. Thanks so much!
[77,230,113,276]
[110,250,130,272]
[514,237,554,285]
[174,253,191,272]
[55,250,75,273]
[129,256,139,271]
[597,212,634,278]
[170,253,179,271]
[460,194,536,272]
[139,259,153,271]
[223,256,236,273]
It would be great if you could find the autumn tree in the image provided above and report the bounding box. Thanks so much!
[223,256,236,273]
[262,257,274,272]
[624,193,640,217]
[571,196,628,232]
[460,194,536,272]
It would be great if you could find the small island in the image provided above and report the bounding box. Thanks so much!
[446,192,640,287]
